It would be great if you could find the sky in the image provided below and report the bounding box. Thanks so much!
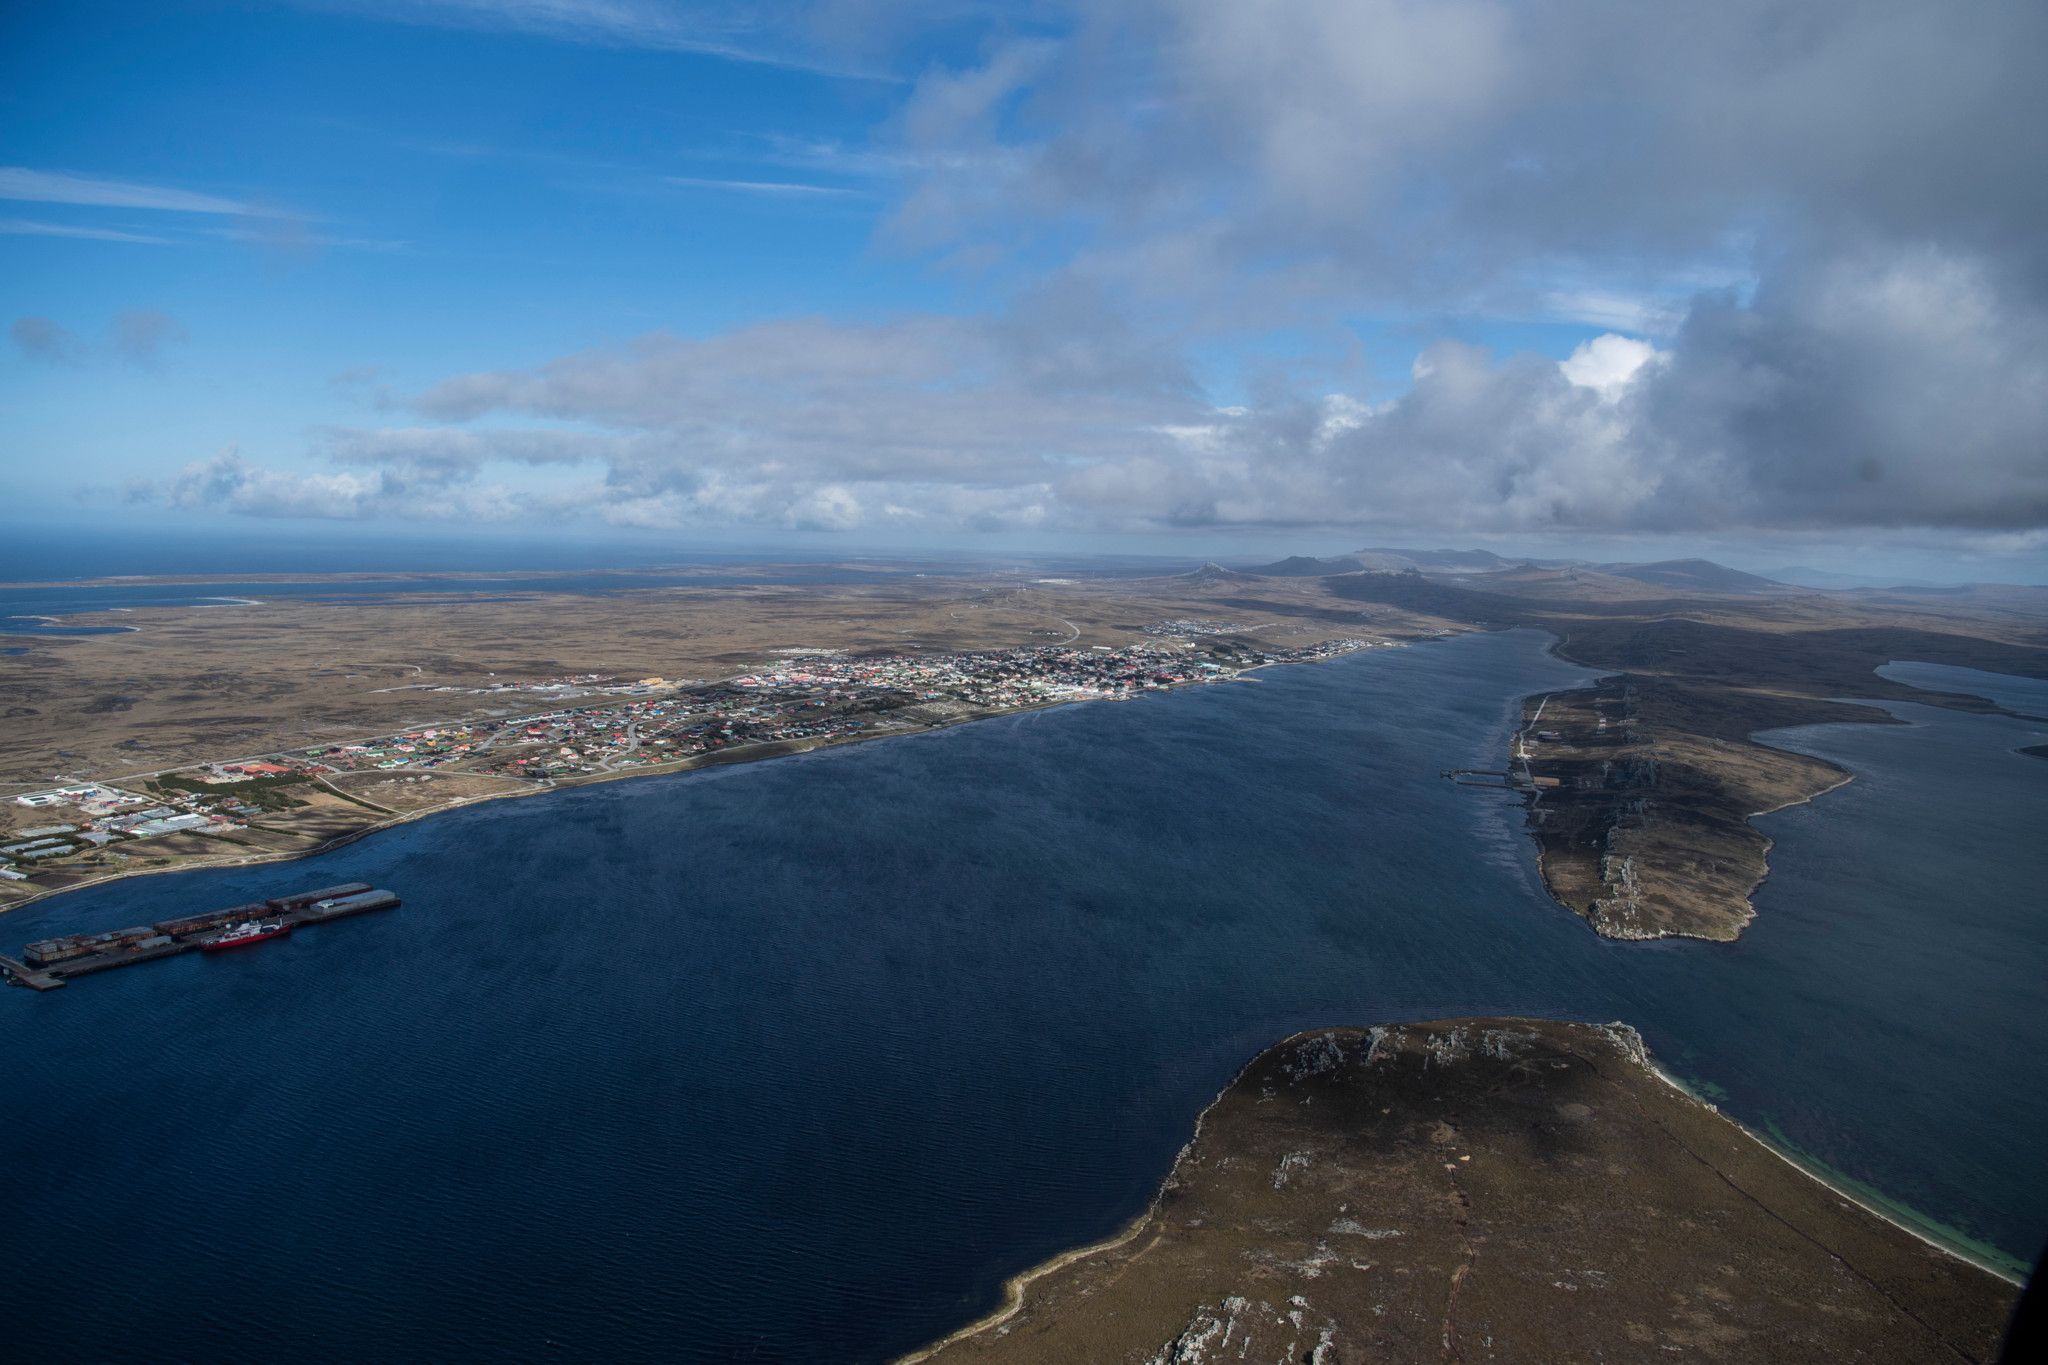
[3,0,2046,579]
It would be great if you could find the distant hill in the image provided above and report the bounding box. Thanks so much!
[1249,548,1826,597]
[1177,561,1258,585]
[1445,563,1664,601]
[1765,565,1948,590]
[1595,558,1789,594]
[1353,546,1514,574]
[1248,554,1368,577]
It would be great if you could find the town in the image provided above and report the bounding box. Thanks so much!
[1,633,1385,896]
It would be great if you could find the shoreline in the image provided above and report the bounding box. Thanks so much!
[0,645,1389,919]
[1522,631,1909,944]
[1635,1049,2025,1285]
[901,1020,2023,1361]
[0,709,1020,918]
[895,1080,1232,1364]
[14,631,2028,1301]
[1508,645,2026,1275]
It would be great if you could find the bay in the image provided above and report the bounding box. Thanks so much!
[1,629,2041,1361]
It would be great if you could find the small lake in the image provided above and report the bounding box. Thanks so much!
[0,630,2041,1361]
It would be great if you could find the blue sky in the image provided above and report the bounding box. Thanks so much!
[4,2,941,484]
[4,1,2044,578]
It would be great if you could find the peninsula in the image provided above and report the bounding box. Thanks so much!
[1311,555,2048,939]
[909,1019,2018,1364]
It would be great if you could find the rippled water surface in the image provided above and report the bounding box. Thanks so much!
[2,630,2042,1361]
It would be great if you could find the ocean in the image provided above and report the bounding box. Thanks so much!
[0,630,2042,1361]
[0,568,902,636]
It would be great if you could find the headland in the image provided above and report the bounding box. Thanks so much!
[908,1019,2019,1364]
[1318,562,2048,939]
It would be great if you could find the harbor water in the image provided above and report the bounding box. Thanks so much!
[1,629,2042,1361]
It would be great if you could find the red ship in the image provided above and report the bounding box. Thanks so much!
[202,919,292,952]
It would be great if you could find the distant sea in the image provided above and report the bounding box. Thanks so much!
[0,526,1189,636]
[0,524,845,582]
[0,528,901,636]
[1,631,2042,1362]
[0,569,903,636]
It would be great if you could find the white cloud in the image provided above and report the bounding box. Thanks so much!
[113,1,2048,546]
[1560,334,1660,399]
[786,483,864,530]
[145,235,2048,537]
[142,447,534,522]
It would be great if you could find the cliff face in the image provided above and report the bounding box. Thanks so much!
[908,1020,2016,1364]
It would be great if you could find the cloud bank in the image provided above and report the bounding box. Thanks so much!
[146,0,2048,542]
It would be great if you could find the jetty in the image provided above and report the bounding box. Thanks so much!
[2,884,399,992]
[1440,767,1562,791]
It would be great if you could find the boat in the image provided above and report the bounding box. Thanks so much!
[202,919,292,952]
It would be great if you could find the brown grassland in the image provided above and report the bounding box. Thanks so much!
[0,567,1421,910]
[1324,570,2048,938]
[5,561,2045,937]
[909,1020,2016,1364]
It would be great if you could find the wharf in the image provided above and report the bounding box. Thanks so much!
[0,954,64,991]
[6,884,400,991]
[1440,767,1563,791]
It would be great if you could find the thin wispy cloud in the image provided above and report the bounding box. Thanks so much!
[749,133,992,180]
[200,224,409,253]
[0,166,272,216]
[0,217,175,245]
[303,0,898,80]
[665,175,860,197]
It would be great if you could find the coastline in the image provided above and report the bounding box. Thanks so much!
[1514,641,2036,1272]
[902,1020,2023,1362]
[1636,1049,2025,1285]
[12,632,2025,1289]
[0,645,1386,919]
[898,1032,1300,1364]
[1506,650,2029,1274]
[1519,630,1913,944]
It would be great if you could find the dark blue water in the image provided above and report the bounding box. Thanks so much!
[1881,659,2048,722]
[1,630,2041,1361]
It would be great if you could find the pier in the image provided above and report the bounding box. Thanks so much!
[0,954,64,991]
[1440,768,1563,791]
[4,884,399,992]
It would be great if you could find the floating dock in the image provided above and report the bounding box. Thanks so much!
[2,883,399,992]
